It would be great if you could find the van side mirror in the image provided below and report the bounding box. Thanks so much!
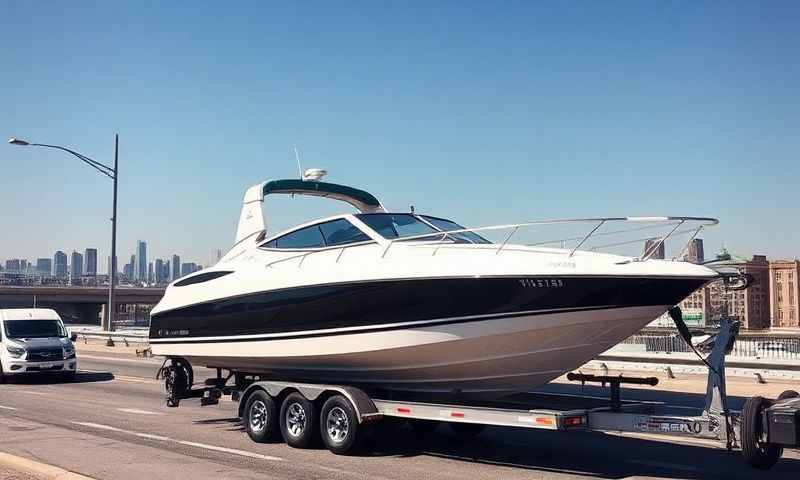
[70,332,78,342]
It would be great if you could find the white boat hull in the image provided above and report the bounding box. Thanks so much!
[151,304,666,397]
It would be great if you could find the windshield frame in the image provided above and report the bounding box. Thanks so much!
[3,319,68,339]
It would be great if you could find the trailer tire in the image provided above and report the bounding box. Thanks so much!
[449,422,484,440]
[777,390,799,401]
[320,394,361,455]
[280,392,318,448]
[741,396,782,470]
[245,390,278,443]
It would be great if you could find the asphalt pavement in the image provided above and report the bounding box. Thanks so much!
[0,350,798,479]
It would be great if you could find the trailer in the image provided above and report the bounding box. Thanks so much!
[159,316,799,470]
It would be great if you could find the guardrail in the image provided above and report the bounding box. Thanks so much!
[619,332,800,360]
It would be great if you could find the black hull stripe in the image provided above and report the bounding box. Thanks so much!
[150,276,709,342]
[149,305,656,344]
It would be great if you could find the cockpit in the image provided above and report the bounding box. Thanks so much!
[260,213,490,251]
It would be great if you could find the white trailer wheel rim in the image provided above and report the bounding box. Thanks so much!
[286,402,306,437]
[327,406,349,444]
[250,400,267,433]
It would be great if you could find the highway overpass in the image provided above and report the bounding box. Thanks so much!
[0,286,165,326]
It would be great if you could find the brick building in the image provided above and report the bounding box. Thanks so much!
[769,260,800,329]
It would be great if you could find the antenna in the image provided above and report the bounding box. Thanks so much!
[293,147,303,180]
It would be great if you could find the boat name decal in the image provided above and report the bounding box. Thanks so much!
[547,261,576,269]
[518,278,564,288]
[158,329,190,337]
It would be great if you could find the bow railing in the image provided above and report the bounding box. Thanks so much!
[265,216,719,269]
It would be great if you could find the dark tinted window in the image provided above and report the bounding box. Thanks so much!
[174,271,233,286]
[318,219,371,246]
[271,225,325,249]
[355,214,438,239]
[4,320,66,338]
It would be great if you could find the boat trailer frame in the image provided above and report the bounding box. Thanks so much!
[159,316,798,470]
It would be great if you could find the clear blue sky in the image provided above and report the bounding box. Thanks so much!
[2,1,798,269]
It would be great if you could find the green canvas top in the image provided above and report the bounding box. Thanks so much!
[262,179,384,213]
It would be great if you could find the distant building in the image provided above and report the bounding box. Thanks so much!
[643,238,665,260]
[769,260,800,329]
[54,251,68,279]
[5,259,21,273]
[36,258,52,276]
[148,262,154,284]
[707,255,770,329]
[685,238,704,264]
[136,241,147,283]
[71,251,83,280]
[181,262,198,277]
[85,248,98,276]
[20,259,29,273]
[172,254,181,280]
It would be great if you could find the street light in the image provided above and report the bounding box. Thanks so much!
[8,135,119,332]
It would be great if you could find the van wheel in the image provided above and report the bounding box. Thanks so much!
[320,394,361,455]
[245,390,278,443]
[280,392,318,448]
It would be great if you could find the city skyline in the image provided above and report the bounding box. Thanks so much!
[1,2,798,263]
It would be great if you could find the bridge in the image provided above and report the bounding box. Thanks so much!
[0,286,165,326]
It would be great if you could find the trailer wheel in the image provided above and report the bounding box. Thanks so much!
[320,394,361,455]
[245,390,278,443]
[777,390,799,401]
[449,422,484,440]
[280,392,319,448]
[741,396,782,470]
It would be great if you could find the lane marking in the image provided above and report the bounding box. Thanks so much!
[116,408,163,416]
[80,369,157,384]
[77,354,161,365]
[626,459,702,472]
[0,405,18,411]
[72,422,282,461]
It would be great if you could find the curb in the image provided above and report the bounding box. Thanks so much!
[0,452,95,480]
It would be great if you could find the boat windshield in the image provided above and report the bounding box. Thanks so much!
[356,213,492,244]
[419,216,492,244]
[355,214,440,240]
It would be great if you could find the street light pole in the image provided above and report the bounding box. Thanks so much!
[108,135,118,332]
[8,135,119,332]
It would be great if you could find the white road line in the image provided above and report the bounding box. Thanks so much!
[72,422,283,462]
[17,390,47,396]
[116,408,163,416]
[80,369,157,384]
[0,405,18,411]
[78,354,161,365]
[626,459,703,472]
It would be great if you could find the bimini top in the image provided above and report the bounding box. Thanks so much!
[262,179,383,213]
[234,178,386,244]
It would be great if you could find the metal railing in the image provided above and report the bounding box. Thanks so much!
[264,215,719,269]
[619,331,800,360]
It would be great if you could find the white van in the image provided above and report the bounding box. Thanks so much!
[0,308,78,382]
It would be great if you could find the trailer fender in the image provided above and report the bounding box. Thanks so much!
[237,381,380,423]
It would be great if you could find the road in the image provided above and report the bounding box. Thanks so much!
[0,351,798,480]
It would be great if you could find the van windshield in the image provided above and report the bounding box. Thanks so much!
[4,320,66,339]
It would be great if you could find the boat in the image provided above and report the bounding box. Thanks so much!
[148,171,720,399]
